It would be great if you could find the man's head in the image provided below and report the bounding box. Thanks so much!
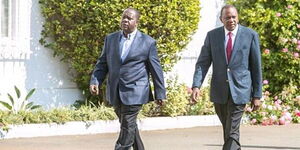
[120,8,140,35]
[220,5,239,31]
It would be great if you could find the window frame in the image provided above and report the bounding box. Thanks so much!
[1,0,17,42]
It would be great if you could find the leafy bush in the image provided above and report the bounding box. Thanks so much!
[160,76,190,117]
[0,104,116,131]
[229,0,300,95]
[39,0,200,102]
[141,76,215,117]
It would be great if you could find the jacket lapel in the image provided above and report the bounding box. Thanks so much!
[229,25,243,65]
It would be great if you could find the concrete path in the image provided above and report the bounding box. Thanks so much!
[1,124,299,150]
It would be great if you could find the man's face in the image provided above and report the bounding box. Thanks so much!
[120,9,138,34]
[220,7,239,31]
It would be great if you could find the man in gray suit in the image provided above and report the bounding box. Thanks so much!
[90,8,166,150]
[192,5,262,150]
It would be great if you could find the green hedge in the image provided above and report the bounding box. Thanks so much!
[228,0,300,95]
[0,105,117,131]
[39,0,200,101]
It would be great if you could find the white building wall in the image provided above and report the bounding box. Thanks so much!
[171,0,225,87]
[0,0,83,109]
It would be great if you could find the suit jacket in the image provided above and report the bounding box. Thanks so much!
[192,25,262,104]
[90,30,166,106]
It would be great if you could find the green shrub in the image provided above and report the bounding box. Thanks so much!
[229,0,300,95]
[160,76,190,117]
[0,104,117,130]
[141,76,215,117]
[39,0,200,102]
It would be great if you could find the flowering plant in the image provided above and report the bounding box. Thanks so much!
[245,82,300,125]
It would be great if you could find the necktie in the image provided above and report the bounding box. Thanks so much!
[226,32,232,62]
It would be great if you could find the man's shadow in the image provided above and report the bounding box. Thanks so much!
[205,144,300,150]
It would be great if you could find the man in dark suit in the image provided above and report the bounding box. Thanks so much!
[191,5,262,150]
[90,8,166,150]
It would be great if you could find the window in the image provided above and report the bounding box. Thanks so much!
[1,0,16,40]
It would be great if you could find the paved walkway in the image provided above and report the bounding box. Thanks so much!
[1,124,299,150]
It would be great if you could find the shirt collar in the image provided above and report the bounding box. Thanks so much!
[224,24,239,36]
[122,29,137,40]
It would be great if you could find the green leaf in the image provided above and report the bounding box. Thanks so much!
[0,101,12,110]
[7,93,14,106]
[25,102,34,110]
[30,105,42,110]
[25,89,36,101]
[14,86,21,99]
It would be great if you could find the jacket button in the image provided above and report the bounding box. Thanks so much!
[226,80,229,82]
[227,68,230,72]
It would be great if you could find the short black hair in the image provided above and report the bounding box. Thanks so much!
[220,4,238,18]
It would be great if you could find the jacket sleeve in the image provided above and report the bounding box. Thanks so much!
[249,32,262,98]
[192,33,212,88]
[90,37,109,86]
[148,41,166,100]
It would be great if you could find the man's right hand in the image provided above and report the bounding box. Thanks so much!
[89,85,99,95]
[191,87,200,104]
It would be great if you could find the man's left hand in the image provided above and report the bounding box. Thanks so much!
[155,99,164,106]
[251,98,261,111]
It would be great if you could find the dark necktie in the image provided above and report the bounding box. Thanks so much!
[226,32,232,62]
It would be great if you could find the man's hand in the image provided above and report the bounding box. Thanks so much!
[89,85,99,95]
[155,99,164,106]
[251,98,261,111]
[191,87,200,104]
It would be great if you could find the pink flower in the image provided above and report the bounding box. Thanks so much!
[263,80,269,85]
[274,102,281,109]
[251,119,257,124]
[287,5,293,9]
[274,96,278,100]
[261,120,269,126]
[279,117,286,125]
[295,110,300,117]
[294,52,299,58]
[276,13,281,17]
[297,24,300,29]
[282,48,288,52]
[264,49,270,54]
[297,45,300,50]
[298,40,300,45]
[282,112,292,121]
